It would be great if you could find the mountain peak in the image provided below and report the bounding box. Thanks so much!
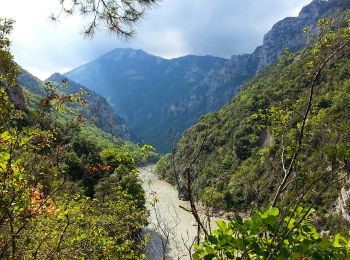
[247,0,346,72]
[299,0,331,18]
[46,72,64,82]
[299,0,350,18]
[63,0,348,152]
[103,48,158,60]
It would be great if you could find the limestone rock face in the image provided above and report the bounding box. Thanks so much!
[64,0,346,152]
[335,185,350,222]
[235,0,347,72]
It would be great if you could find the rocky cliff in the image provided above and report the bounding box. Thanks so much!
[251,0,349,71]
[65,50,232,152]
[64,0,347,152]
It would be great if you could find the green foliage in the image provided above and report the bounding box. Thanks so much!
[160,14,350,259]
[51,0,159,38]
[0,18,16,84]
[0,20,148,259]
[193,208,350,259]
[316,213,350,237]
[161,14,350,220]
[200,187,225,209]
[156,153,174,182]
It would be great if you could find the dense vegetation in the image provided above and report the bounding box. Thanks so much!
[158,11,350,259]
[47,73,132,140]
[2,1,350,259]
[194,207,350,259]
[64,0,349,153]
[0,18,151,259]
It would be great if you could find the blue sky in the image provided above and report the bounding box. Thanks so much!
[0,0,312,79]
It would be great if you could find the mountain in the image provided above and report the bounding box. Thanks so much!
[65,50,232,152]
[249,0,349,72]
[64,0,348,153]
[157,5,350,232]
[47,73,131,140]
[16,69,131,140]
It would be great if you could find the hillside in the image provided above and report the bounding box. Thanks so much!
[16,69,131,140]
[63,0,348,153]
[157,9,350,234]
[2,1,350,259]
[65,50,232,152]
[47,73,131,140]
[0,17,152,258]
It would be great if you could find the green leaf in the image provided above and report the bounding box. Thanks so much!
[216,220,227,231]
[261,207,279,219]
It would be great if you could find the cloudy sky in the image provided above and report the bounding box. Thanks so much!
[0,0,312,80]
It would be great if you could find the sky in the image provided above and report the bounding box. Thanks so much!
[0,0,313,80]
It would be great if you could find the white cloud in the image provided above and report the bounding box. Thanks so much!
[0,0,313,80]
[135,28,190,58]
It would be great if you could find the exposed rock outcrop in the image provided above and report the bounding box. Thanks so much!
[64,0,347,152]
[336,184,350,222]
[232,0,349,73]
[0,67,26,110]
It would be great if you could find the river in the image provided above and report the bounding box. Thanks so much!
[139,164,221,260]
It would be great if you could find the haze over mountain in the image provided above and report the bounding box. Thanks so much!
[64,0,346,152]
[65,51,234,152]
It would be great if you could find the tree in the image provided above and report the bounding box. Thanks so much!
[0,18,150,258]
[193,207,350,259]
[192,18,350,259]
[51,0,159,37]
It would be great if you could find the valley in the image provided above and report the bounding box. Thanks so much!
[1,0,350,259]
[60,0,345,153]
[140,165,221,259]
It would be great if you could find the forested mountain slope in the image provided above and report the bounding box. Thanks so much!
[157,10,350,234]
[16,69,131,139]
[47,73,131,140]
[64,0,349,153]
[0,17,151,258]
